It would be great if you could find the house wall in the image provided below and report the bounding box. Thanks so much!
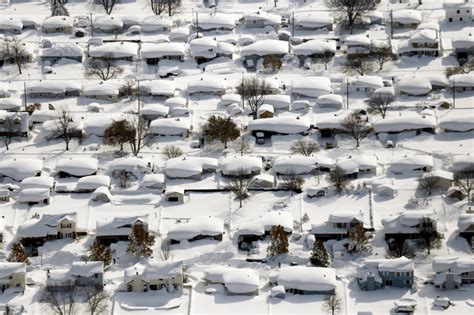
[445,8,472,22]
[43,27,72,34]
[76,273,104,289]
[379,270,414,288]
[166,192,184,203]
[0,272,26,292]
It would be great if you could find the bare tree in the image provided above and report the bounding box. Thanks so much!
[0,37,31,74]
[314,51,335,70]
[328,166,348,193]
[322,294,343,315]
[231,137,252,156]
[86,288,109,315]
[343,57,375,76]
[325,0,377,34]
[371,45,396,70]
[0,116,21,150]
[202,115,240,149]
[52,107,78,151]
[386,238,415,259]
[290,139,320,156]
[50,0,69,16]
[280,171,304,194]
[41,286,77,315]
[237,77,271,119]
[418,174,442,196]
[159,239,172,261]
[150,0,181,16]
[228,168,252,208]
[119,78,138,98]
[366,94,394,119]
[85,54,123,81]
[162,145,183,160]
[100,0,117,15]
[341,113,372,147]
[454,167,474,202]
[419,217,443,255]
[128,116,150,156]
[103,119,134,151]
[445,58,473,77]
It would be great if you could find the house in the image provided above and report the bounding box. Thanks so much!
[0,98,22,112]
[220,156,263,177]
[0,263,26,293]
[55,158,98,178]
[189,38,234,64]
[167,216,224,244]
[273,156,318,175]
[358,257,414,290]
[0,17,23,34]
[311,211,365,241]
[96,215,149,246]
[188,79,226,96]
[452,154,474,173]
[91,187,113,203]
[421,170,453,189]
[348,76,384,94]
[292,76,331,98]
[444,1,473,23]
[237,210,293,250]
[243,12,281,30]
[257,104,274,118]
[164,157,218,179]
[392,10,422,29]
[373,115,436,135]
[432,257,474,289]
[89,42,139,61]
[0,159,43,181]
[398,29,440,57]
[0,189,11,202]
[196,13,235,32]
[42,16,74,33]
[317,94,344,110]
[382,210,437,241]
[169,27,190,42]
[83,81,121,101]
[149,118,191,137]
[93,15,123,33]
[452,36,474,62]
[277,267,337,295]
[47,261,104,291]
[141,43,187,65]
[20,176,55,191]
[0,111,29,137]
[248,116,310,138]
[17,188,51,205]
[240,40,288,71]
[27,81,82,98]
[293,11,333,31]
[141,16,173,33]
[315,114,347,138]
[390,155,434,174]
[163,186,185,203]
[343,35,371,57]
[293,40,337,67]
[262,95,291,111]
[17,213,85,256]
[41,44,83,65]
[74,175,111,193]
[124,261,183,292]
[450,73,474,92]
[204,267,259,295]
[139,80,175,98]
[458,213,474,249]
[141,174,165,190]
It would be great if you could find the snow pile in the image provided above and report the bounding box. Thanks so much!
[0,159,43,181]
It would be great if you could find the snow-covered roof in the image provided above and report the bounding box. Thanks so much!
[262,95,291,109]
[140,80,175,96]
[240,40,288,56]
[56,158,98,177]
[248,116,310,134]
[432,256,474,275]
[165,157,218,178]
[452,155,474,172]
[20,176,54,190]
[28,81,82,94]
[17,188,50,203]
[277,267,337,292]
[392,9,422,24]
[258,103,274,115]
[293,40,337,56]
[83,81,121,97]
[0,263,26,278]
[17,213,77,237]
[0,159,43,181]
[344,35,371,46]
[390,155,434,173]
[94,15,123,31]
[141,173,165,188]
[222,268,259,294]
[449,73,474,87]
[0,98,22,111]
[188,79,226,94]
[317,94,344,107]
[109,157,150,173]
[439,114,474,131]
[373,115,436,133]
[89,42,138,58]
[140,104,169,117]
[167,216,223,241]
[398,76,432,95]
[43,16,73,29]
[198,13,236,30]
[238,210,293,235]
[244,11,281,25]
[141,15,172,32]
[409,29,438,44]
[220,156,262,175]
[366,257,414,272]
[84,114,125,136]
[91,186,113,202]
[294,11,333,27]
[349,76,384,89]
[41,44,83,57]
[149,117,190,135]
[382,210,436,234]
[423,169,453,180]
[70,261,103,277]
[0,17,23,30]
[329,211,363,223]
[273,156,317,174]
[141,42,186,58]
[452,36,474,50]
[97,215,149,236]
[291,77,331,97]
[76,175,110,191]
[141,261,182,282]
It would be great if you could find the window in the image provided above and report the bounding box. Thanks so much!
[94,274,98,279]
[457,10,460,14]
[16,283,21,287]
[405,280,411,285]
[396,272,400,277]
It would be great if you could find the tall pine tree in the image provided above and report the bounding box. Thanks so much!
[50,0,69,17]
[310,239,330,267]
[267,225,289,257]
[88,240,112,267]
[127,225,155,258]
[7,242,30,265]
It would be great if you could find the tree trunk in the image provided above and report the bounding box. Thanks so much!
[16,60,22,74]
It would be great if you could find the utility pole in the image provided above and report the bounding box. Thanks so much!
[291,11,295,38]
[196,11,199,38]
[390,10,393,38]
[452,77,455,108]
[23,81,27,112]
[90,13,94,37]
[346,77,349,109]
[137,79,141,113]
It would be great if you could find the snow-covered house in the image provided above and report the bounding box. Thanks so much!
[17,213,85,256]
[444,1,473,23]
[0,98,22,111]
[196,13,235,32]
[205,267,259,295]
[163,186,185,203]
[28,81,82,98]
[358,257,414,291]
[382,210,437,241]
[220,156,262,177]
[432,257,474,289]
[292,76,331,98]
[124,261,183,292]
[311,211,365,241]
[47,261,104,291]
[93,15,123,33]
[0,111,29,137]
[141,16,173,33]
[41,44,83,65]
[0,17,23,34]
[17,188,51,205]
[189,38,234,64]
[89,42,139,61]
[348,76,384,94]
[188,79,226,96]
[83,81,121,101]
[96,215,149,245]
[421,170,453,189]
[316,94,344,110]
[140,104,169,121]
[149,118,191,137]
[139,80,175,98]
[0,263,26,293]
[458,213,474,248]
[373,115,436,135]
[243,12,281,30]
[276,267,337,295]
[249,115,308,137]
[240,40,288,71]
[398,29,440,57]
[450,73,474,92]
[42,16,74,33]
[75,175,111,193]
[440,114,474,132]
[397,76,433,96]
[392,10,422,29]
[389,155,434,174]
[141,43,187,65]
[343,35,371,57]
[272,156,318,175]
[293,40,337,67]
[452,36,474,62]
[167,216,224,244]
[55,158,98,178]
[164,157,218,179]
[452,154,474,173]
[0,159,43,181]
[20,176,55,191]
[141,173,165,190]
[293,11,333,31]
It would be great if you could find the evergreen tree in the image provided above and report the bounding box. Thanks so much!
[127,225,155,258]
[310,239,330,267]
[88,240,112,267]
[267,225,289,257]
[50,0,69,17]
[7,242,30,265]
